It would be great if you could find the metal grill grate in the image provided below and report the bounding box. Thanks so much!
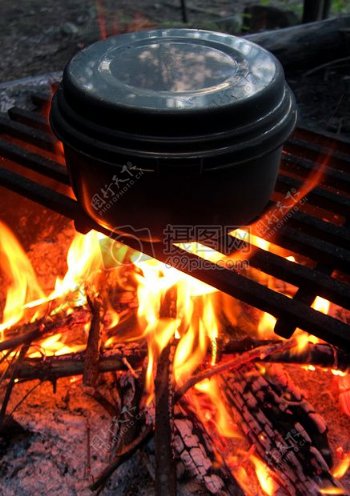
[0,90,350,350]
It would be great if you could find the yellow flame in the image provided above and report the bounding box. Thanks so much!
[312,295,331,315]
[52,230,104,299]
[194,378,240,438]
[257,312,276,338]
[132,256,220,400]
[320,488,347,495]
[331,369,347,377]
[0,223,115,356]
[0,222,45,335]
[231,229,271,252]
[332,454,350,479]
[251,455,277,496]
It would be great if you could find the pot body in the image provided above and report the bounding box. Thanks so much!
[64,144,282,240]
[50,29,297,241]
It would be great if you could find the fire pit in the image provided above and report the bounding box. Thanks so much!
[0,26,350,496]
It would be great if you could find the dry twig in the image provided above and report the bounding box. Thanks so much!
[175,340,294,401]
[83,294,102,387]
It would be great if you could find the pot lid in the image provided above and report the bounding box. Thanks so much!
[61,29,289,134]
[64,29,278,114]
[51,29,297,169]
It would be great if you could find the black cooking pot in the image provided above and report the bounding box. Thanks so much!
[50,29,297,241]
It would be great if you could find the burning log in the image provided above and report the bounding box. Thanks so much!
[4,343,146,381]
[173,405,245,495]
[223,339,350,371]
[4,339,350,383]
[0,306,89,352]
[154,341,177,496]
[176,340,294,400]
[0,342,31,427]
[254,342,350,372]
[219,363,345,495]
[154,287,177,496]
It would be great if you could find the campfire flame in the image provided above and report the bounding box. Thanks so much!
[0,207,349,494]
[320,488,348,495]
[0,221,45,336]
[250,455,277,496]
[332,452,350,479]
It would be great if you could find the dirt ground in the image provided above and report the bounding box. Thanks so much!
[1,0,350,82]
[0,0,231,81]
[0,0,323,82]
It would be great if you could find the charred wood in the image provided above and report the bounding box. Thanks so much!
[155,342,177,496]
[173,405,244,495]
[219,364,345,495]
[155,286,177,496]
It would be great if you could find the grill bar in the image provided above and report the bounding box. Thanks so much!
[286,137,350,168]
[0,167,78,221]
[248,250,350,309]
[0,140,69,184]
[0,93,350,350]
[276,175,350,216]
[274,262,333,339]
[0,115,56,152]
[30,91,53,108]
[2,161,350,347]
[282,155,350,192]
[8,107,50,132]
[273,226,350,271]
[288,212,350,248]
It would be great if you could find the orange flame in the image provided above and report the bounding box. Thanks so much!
[320,488,347,495]
[193,378,240,439]
[250,455,277,496]
[132,256,219,400]
[0,222,45,335]
[332,452,350,479]
[0,224,115,355]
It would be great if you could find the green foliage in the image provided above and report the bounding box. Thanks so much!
[258,0,350,17]
[257,0,303,17]
[331,0,350,14]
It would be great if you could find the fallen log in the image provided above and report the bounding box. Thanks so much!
[246,15,350,73]
[90,370,151,492]
[5,343,146,381]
